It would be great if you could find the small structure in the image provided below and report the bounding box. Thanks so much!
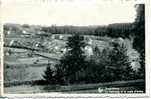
[7,31,11,35]
[87,38,93,45]
[51,35,55,39]
[5,52,10,56]
[9,40,14,46]
[84,46,93,56]
[59,35,63,40]
[22,30,27,34]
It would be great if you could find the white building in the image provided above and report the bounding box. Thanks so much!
[84,46,93,56]
[59,35,63,40]
[9,40,14,46]
[22,30,27,34]
[51,35,55,39]
[87,38,93,45]
[7,31,11,35]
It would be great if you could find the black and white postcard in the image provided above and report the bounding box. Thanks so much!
[0,0,150,98]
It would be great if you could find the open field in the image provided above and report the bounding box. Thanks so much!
[4,65,46,82]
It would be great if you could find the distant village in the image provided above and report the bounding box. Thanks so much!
[4,23,140,71]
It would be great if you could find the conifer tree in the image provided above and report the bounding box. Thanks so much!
[43,65,56,84]
[59,33,87,84]
[106,43,134,81]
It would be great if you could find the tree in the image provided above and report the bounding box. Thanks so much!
[59,33,87,84]
[54,64,65,84]
[43,65,56,84]
[137,50,145,79]
[105,43,134,81]
[94,27,107,36]
[132,4,145,80]
[42,34,87,84]
[22,24,30,28]
[133,4,145,53]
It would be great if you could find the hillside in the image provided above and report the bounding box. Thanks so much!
[4,23,139,85]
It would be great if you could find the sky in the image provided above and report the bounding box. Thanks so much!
[1,0,137,26]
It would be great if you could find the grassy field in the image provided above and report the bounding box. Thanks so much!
[4,65,47,82]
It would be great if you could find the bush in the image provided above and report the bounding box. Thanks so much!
[43,65,56,84]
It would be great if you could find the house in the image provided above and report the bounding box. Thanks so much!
[84,45,93,56]
[7,31,11,35]
[51,35,55,39]
[88,38,93,45]
[9,40,14,46]
[59,35,63,40]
